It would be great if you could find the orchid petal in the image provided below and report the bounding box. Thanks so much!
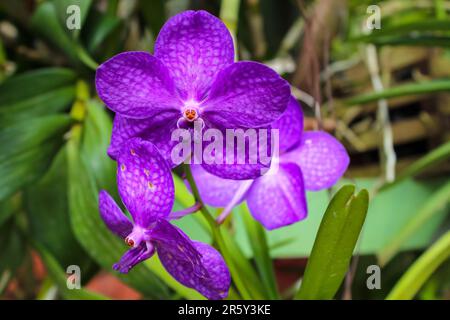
[117,138,174,227]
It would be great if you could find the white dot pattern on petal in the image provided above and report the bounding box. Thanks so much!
[154,10,234,101]
[284,131,350,191]
[202,61,290,129]
[96,52,180,118]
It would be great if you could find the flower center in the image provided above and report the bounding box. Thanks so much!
[124,225,149,248]
[182,108,199,122]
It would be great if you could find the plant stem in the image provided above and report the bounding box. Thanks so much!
[183,164,254,300]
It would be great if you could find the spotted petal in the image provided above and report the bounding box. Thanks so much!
[98,190,133,238]
[116,138,174,228]
[202,61,290,129]
[200,126,273,180]
[246,162,307,230]
[96,51,181,119]
[272,96,303,153]
[282,131,350,191]
[154,10,234,101]
[152,220,230,300]
[108,115,180,167]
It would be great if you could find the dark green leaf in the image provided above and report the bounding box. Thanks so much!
[0,195,20,227]
[0,219,26,280]
[52,0,92,37]
[24,147,95,273]
[0,68,76,107]
[140,0,166,35]
[0,115,72,160]
[31,2,79,62]
[295,185,369,300]
[240,203,279,299]
[86,15,121,53]
[0,87,75,126]
[0,139,65,201]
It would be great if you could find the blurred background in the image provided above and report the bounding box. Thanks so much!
[0,0,449,300]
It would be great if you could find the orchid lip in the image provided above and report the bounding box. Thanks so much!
[124,225,150,248]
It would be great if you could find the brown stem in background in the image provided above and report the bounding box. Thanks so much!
[293,0,346,129]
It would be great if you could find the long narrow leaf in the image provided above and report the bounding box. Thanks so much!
[295,186,369,300]
[381,140,450,191]
[240,203,279,299]
[386,231,450,300]
[378,180,450,266]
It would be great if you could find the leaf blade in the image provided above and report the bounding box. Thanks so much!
[295,186,369,300]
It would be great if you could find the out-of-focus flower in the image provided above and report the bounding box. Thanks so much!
[95,10,290,180]
[99,138,230,299]
[191,97,350,230]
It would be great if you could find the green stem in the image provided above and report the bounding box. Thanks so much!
[183,164,255,300]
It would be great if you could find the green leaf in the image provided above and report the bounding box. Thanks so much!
[52,0,92,37]
[381,140,450,191]
[0,195,20,227]
[67,138,170,299]
[220,226,267,299]
[80,100,116,196]
[295,185,369,300]
[0,87,75,126]
[36,244,108,300]
[0,115,72,160]
[140,0,166,35]
[31,2,97,69]
[240,203,279,299]
[346,79,450,106]
[0,114,72,200]
[31,2,79,62]
[387,231,450,300]
[378,180,450,266]
[350,15,450,48]
[367,36,450,48]
[85,15,121,53]
[0,219,26,280]
[24,148,95,273]
[0,68,76,107]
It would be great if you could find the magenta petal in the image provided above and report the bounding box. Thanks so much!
[98,190,133,238]
[154,10,234,101]
[153,220,230,300]
[202,61,290,128]
[190,165,249,207]
[200,126,273,180]
[246,163,307,230]
[151,220,206,276]
[283,131,350,191]
[96,51,181,119]
[271,96,303,153]
[117,138,174,228]
[108,115,180,167]
[113,244,155,274]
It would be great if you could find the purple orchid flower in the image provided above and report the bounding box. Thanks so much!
[95,10,290,180]
[190,97,350,230]
[99,138,230,300]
